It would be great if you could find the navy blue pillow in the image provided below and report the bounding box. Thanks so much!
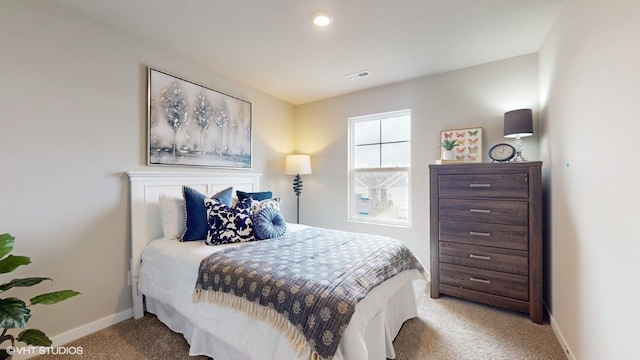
[253,207,287,240]
[237,190,272,201]
[181,186,233,241]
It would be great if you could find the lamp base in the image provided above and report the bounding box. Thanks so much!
[513,136,527,162]
[292,174,303,224]
[513,151,528,162]
[292,174,303,196]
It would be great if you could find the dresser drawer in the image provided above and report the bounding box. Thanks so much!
[439,220,528,251]
[439,174,528,199]
[439,242,528,275]
[440,263,528,301]
[439,199,528,226]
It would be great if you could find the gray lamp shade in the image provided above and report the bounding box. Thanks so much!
[504,109,533,138]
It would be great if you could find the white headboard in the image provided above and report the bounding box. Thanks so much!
[126,170,261,318]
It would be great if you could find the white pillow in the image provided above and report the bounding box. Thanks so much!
[159,194,185,240]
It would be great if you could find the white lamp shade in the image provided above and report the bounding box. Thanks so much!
[285,155,312,175]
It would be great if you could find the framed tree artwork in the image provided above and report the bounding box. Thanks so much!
[147,67,252,169]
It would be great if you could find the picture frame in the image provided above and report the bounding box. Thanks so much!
[147,67,252,169]
[440,127,483,162]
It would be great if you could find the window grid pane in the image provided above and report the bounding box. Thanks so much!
[354,120,380,145]
[381,116,410,143]
[354,144,380,168]
[381,142,410,168]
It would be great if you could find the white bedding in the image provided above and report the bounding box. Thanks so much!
[138,225,426,360]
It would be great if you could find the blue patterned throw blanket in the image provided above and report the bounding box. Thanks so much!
[193,227,425,360]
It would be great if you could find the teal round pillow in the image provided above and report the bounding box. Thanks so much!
[253,207,287,240]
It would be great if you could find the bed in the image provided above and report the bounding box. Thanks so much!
[127,171,427,360]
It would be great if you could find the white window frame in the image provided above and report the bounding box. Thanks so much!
[347,109,411,227]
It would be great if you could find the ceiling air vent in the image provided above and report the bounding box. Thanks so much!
[344,70,372,80]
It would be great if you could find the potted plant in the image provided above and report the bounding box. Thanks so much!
[0,233,80,359]
[440,139,458,160]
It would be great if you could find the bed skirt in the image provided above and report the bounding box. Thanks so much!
[145,275,426,360]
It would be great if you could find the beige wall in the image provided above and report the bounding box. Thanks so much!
[539,0,640,358]
[295,54,540,267]
[0,0,295,339]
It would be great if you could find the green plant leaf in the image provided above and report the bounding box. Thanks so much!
[16,328,52,347]
[30,290,81,305]
[441,139,458,150]
[0,234,15,260]
[0,278,51,292]
[0,298,30,329]
[0,255,30,274]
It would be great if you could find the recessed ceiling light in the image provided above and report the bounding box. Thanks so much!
[312,12,332,27]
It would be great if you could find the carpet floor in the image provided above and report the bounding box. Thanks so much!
[34,293,566,360]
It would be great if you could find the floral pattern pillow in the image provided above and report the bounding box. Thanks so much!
[250,197,281,214]
[204,197,255,245]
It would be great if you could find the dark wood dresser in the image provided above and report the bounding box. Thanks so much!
[429,161,543,324]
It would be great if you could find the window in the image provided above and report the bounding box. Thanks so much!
[348,109,411,226]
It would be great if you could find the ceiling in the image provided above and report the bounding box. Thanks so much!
[51,0,565,105]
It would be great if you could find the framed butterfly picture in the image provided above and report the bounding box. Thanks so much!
[440,127,483,163]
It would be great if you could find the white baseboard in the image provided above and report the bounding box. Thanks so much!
[52,308,133,346]
[547,305,575,360]
[14,308,133,360]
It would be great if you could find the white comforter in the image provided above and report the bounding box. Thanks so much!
[138,225,426,360]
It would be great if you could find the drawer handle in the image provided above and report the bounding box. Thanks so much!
[469,231,491,237]
[469,254,491,260]
[469,209,491,213]
[469,183,491,188]
[469,277,491,284]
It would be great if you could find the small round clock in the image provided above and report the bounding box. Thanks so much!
[489,143,516,162]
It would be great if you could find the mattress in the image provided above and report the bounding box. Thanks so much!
[138,225,426,360]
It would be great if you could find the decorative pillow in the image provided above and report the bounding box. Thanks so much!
[253,207,287,240]
[181,186,233,241]
[204,197,255,245]
[236,190,272,201]
[159,194,185,240]
[250,197,281,214]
